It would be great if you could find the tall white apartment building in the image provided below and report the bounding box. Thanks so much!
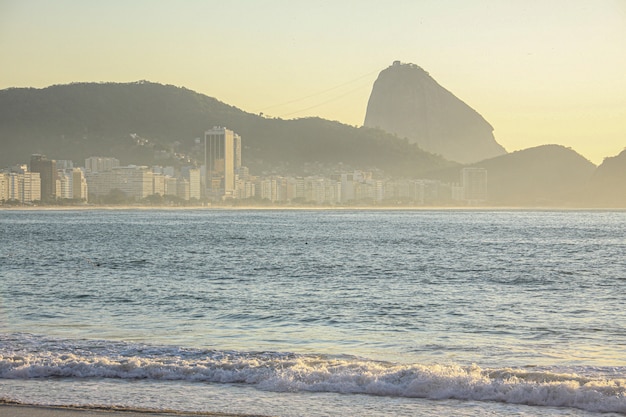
[183,167,201,200]
[0,173,8,202]
[153,174,166,196]
[58,170,72,199]
[1,171,41,203]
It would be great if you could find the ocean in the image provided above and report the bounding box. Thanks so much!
[1,209,625,416]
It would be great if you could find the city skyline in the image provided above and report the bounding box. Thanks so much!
[1,1,624,165]
[1,140,488,206]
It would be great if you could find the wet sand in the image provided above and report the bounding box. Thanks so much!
[0,404,270,417]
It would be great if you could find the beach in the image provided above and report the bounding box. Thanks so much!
[0,403,267,417]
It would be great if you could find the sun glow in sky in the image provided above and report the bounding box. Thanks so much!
[1,0,624,164]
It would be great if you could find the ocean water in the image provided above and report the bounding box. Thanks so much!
[1,209,625,416]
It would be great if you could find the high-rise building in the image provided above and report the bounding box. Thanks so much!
[204,127,240,199]
[181,167,201,200]
[30,154,56,202]
[58,170,72,199]
[0,173,8,202]
[2,170,41,204]
[188,168,201,200]
[8,173,20,201]
[72,168,88,201]
[233,133,242,170]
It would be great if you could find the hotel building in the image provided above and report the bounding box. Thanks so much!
[204,127,241,199]
[30,154,56,202]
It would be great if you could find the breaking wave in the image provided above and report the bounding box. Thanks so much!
[1,334,625,414]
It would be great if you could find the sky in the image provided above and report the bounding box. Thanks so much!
[1,0,625,165]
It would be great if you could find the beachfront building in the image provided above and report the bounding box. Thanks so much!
[86,165,154,200]
[176,178,190,201]
[204,126,241,200]
[30,154,56,202]
[0,173,7,202]
[57,168,89,201]
[181,167,201,200]
[461,167,488,204]
[85,157,120,173]
[0,169,41,204]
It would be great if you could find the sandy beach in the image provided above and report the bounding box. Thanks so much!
[0,404,269,417]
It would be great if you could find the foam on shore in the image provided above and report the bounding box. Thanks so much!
[2,334,625,414]
[0,401,268,417]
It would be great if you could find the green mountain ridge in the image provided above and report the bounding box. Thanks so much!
[1,81,624,207]
[0,81,454,177]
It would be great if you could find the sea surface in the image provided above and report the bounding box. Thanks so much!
[1,209,625,416]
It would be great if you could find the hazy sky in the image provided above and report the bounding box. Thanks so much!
[1,0,624,164]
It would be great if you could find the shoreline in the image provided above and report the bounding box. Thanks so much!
[0,402,269,417]
[1,205,623,211]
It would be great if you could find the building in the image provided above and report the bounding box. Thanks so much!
[72,169,88,201]
[176,178,190,201]
[0,173,8,202]
[461,168,488,204]
[181,167,201,200]
[233,133,242,170]
[204,127,241,199]
[86,165,154,200]
[153,173,166,196]
[85,157,120,173]
[164,176,178,197]
[0,169,41,204]
[55,160,74,170]
[57,168,88,200]
[58,170,72,199]
[30,154,56,201]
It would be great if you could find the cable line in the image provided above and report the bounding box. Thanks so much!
[257,69,379,114]
[277,82,371,118]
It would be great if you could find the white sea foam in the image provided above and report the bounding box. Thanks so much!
[1,335,625,414]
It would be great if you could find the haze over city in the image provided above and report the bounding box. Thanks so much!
[1,0,625,164]
[2,3,626,415]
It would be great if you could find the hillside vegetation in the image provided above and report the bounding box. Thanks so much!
[0,81,454,177]
[2,81,623,207]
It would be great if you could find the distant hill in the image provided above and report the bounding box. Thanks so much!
[364,61,507,163]
[2,81,619,207]
[424,145,597,206]
[0,81,454,177]
[586,149,626,207]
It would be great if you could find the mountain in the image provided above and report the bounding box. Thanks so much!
[586,149,626,207]
[364,61,507,164]
[424,145,597,206]
[0,81,454,177]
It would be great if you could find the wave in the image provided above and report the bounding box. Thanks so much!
[1,334,625,414]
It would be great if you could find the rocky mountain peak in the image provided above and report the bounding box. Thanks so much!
[364,61,507,163]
